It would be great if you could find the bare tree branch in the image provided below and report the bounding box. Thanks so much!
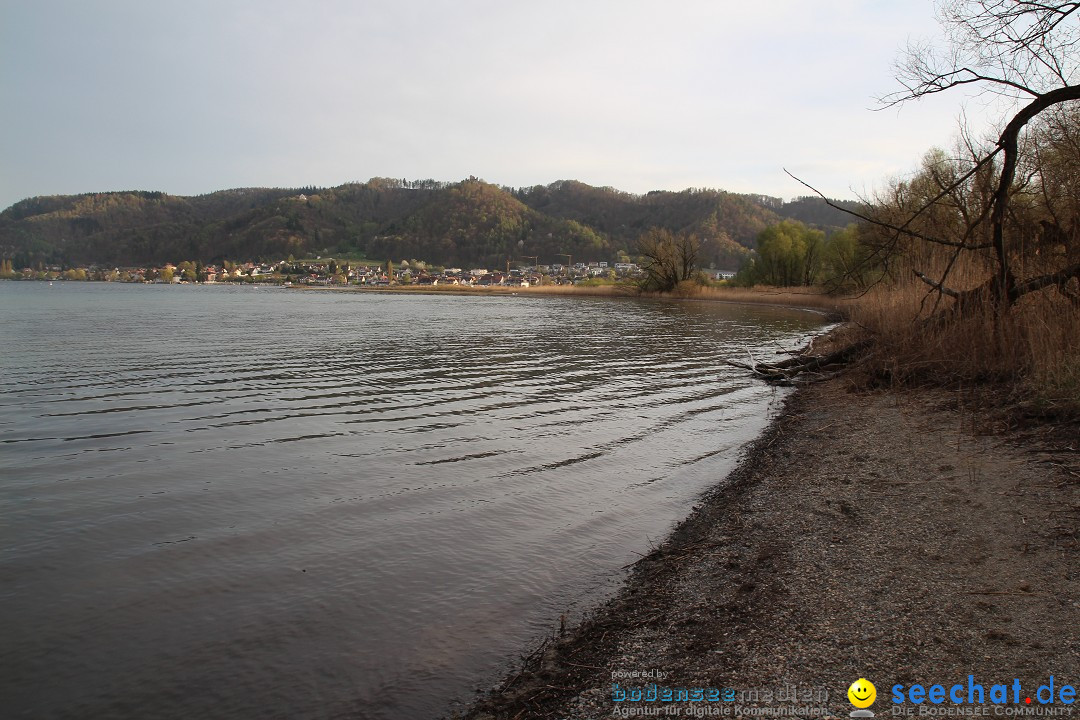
[784,169,995,250]
[913,268,963,298]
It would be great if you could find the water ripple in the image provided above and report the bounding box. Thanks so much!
[0,283,827,720]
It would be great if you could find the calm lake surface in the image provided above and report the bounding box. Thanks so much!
[0,282,825,719]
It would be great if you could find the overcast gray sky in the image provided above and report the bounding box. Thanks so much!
[0,0,1001,210]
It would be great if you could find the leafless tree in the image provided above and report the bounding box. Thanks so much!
[637,228,700,292]
[799,1,1080,313]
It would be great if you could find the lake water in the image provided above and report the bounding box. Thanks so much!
[0,282,825,719]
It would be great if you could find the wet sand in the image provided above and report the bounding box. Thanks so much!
[461,376,1080,719]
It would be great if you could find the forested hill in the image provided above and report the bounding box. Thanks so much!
[0,178,860,269]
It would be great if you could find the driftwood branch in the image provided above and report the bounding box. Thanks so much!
[725,341,871,386]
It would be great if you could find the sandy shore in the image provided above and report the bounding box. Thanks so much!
[460,376,1079,719]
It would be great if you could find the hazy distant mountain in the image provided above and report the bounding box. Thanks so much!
[0,178,860,269]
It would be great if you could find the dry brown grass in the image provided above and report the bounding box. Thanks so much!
[656,282,853,314]
[521,281,852,311]
[308,281,853,308]
[515,283,631,297]
[849,268,1080,418]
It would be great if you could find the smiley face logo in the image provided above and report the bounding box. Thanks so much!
[848,678,877,709]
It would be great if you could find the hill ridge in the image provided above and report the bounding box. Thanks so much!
[0,178,860,269]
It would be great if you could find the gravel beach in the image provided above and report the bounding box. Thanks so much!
[461,376,1080,719]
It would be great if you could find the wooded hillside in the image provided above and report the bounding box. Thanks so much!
[0,178,857,268]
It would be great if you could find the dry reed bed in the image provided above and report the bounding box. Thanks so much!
[850,276,1080,416]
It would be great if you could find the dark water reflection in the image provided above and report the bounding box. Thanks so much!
[0,283,825,719]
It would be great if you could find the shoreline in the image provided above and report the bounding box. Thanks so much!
[11,278,846,319]
[457,374,1079,719]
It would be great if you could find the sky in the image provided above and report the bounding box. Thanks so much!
[0,0,1007,210]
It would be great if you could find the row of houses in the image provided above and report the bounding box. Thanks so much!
[10,258,649,286]
[343,262,644,287]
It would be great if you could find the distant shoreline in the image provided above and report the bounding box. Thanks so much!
[286,281,634,299]
[3,275,846,318]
